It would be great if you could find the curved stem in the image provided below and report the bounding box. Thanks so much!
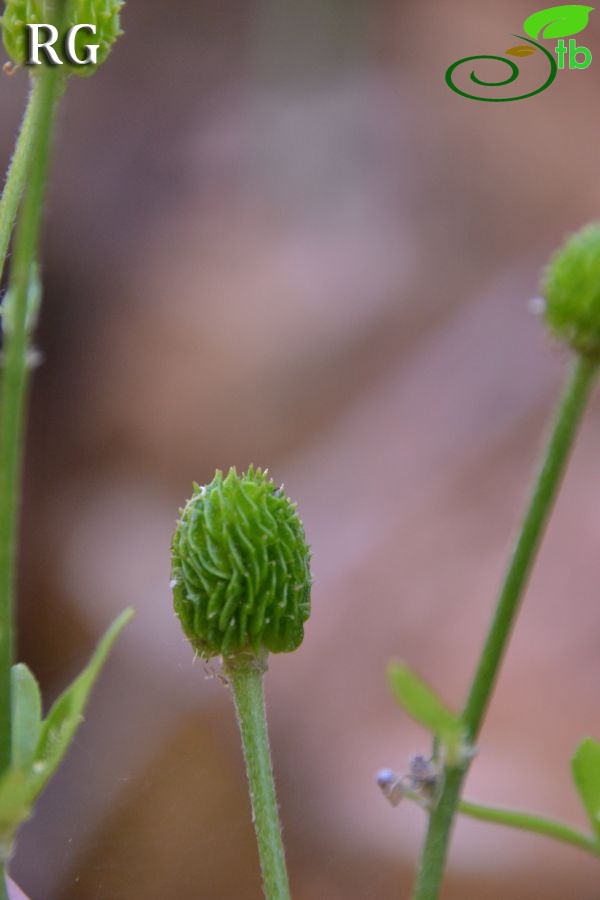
[412,353,598,900]
[458,798,599,856]
[224,656,291,900]
[0,69,64,777]
[0,79,45,287]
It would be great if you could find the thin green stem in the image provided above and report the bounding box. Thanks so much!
[0,867,8,900]
[458,798,599,856]
[461,355,597,739]
[412,353,598,900]
[224,656,291,900]
[0,68,64,777]
[0,79,45,287]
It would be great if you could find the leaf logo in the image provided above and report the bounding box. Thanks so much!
[523,4,594,40]
[445,3,593,102]
[506,45,539,56]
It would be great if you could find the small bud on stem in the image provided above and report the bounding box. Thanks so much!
[2,0,125,77]
[171,466,311,662]
[171,467,312,900]
[542,223,600,358]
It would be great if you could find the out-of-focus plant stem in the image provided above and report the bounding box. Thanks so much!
[0,65,64,778]
[0,79,45,287]
[412,354,598,900]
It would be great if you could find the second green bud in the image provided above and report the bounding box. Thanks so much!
[2,0,124,76]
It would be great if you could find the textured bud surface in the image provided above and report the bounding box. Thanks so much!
[2,0,124,76]
[171,467,312,659]
[542,223,600,358]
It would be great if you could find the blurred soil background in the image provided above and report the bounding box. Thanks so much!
[1,0,600,897]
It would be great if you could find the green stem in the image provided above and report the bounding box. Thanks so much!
[224,656,291,900]
[458,798,599,856]
[412,353,598,900]
[0,79,45,287]
[461,356,597,738]
[0,69,64,777]
[0,867,8,900]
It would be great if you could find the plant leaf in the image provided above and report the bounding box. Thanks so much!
[10,664,41,772]
[29,607,134,801]
[388,662,465,762]
[506,45,538,56]
[0,770,34,844]
[523,5,594,40]
[572,737,600,836]
[0,610,133,850]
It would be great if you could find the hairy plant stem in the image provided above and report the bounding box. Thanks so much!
[0,79,46,288]
[0,68,64,777]
[0,78,41,281]
[458,798,599,856]
[224,655,291,900]
[412,353,598,900]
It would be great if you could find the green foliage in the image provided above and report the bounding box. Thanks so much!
[172,467,312,659]
[523,5,594,40]
[1,0,125,76]
[388,662,466,765]
[542,223,600,358]
[572,737,600,838]
[10,665,41,772]
[33,607,133,788]
[0,609,133,856]
[0,9,128,889]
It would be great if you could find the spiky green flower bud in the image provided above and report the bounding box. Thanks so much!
[171,467,312,660]
[2,0,124,77]
[542,223,600,358]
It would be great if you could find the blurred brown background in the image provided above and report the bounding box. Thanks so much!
[2,0,600,897]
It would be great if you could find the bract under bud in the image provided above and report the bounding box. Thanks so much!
[171,467,312,660]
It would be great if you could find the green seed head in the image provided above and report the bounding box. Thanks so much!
[2,0,124,77]
[171,467,312,661]
[542,223,600,358]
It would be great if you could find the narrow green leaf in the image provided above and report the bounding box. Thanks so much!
[0,769,34,839]
[10,664,42,771]
[572,737,600,836]
[0,613,132,849]
[388,662,464,761]
[523,5,594,40]
[29,607,134,800]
